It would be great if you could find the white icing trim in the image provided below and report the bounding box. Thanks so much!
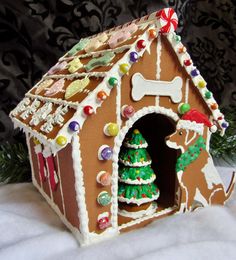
[111,106,179,229]
[177,120,204,135]
[118,174,156,185]
[118,202,158,219]
[56,154,66,214]
[185,78,189,104]
[124,142,148,149]
[156,33,162,80]
[119,158,151,167]
[184,130,197,146]
[45,71,107,80]
[118,191,160,206]
[118,206,177,230]
[71,135,90,241]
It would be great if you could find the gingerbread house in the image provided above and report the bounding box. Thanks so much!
[10,8,235,246]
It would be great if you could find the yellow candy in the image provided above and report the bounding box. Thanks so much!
[56,136,67,146]
[198,80,206,88]
[119,63,129,74]
[107,123,119,136]
[133,129,140,134]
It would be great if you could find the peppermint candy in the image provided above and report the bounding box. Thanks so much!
[156,8,178,33]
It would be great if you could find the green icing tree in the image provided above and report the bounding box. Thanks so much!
[118,129,160,204]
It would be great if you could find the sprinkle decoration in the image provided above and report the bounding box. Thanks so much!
[97,191,111,206]
[198,80,206,88]
[96,171,111,186]
[98,145,113,160]
[68,121,80,132]
[156,8,178,33]
[190,69,199,77]
[97,90,108,101]
[121,105,135,118]
[148,29,157,39]
[56,136,67,146]
[119,63,130,74]
[129,51,138,62]
[83,105,94,116]
[104,123,119,137]
[136,40,146,50]
[184,59,192,66]
[211,103,218,110]
[97,216,110,230]
[108,77,118,87]
[204,91,212,99]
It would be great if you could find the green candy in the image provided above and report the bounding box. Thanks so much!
[67,38,89,56]
[179,103,190,114]
[97,192,111,206]
[205,91,212,99]
[108,77,118,87]
[175,35,181,42]
[84,52,115,72]
[176,136,206,172]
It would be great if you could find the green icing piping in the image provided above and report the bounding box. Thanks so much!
[118,183,159,200]
[125,129,147,146]
[176,136,206,172]
[119,147,150,164]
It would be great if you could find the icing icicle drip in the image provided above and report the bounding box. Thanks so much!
[176,136,206,172]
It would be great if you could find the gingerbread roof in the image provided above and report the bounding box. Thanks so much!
[10,8,228,153]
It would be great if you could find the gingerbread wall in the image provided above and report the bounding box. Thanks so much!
[29,137,80,230]
[77,35,214,234]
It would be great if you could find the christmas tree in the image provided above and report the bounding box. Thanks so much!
[118,129,160,215]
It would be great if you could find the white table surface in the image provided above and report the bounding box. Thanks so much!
[0,166,236,260]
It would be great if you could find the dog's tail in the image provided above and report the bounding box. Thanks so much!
[225,171,236,202]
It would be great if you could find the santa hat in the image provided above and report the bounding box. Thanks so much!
[177,109,217,135]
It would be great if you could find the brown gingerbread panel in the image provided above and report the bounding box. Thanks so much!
[79,87,118,234]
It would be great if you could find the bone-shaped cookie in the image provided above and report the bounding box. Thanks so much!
[131,73,183,103]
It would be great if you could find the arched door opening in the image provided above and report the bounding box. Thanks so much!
[118,113,179,224]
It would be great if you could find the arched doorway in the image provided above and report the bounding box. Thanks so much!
[113,107,180,227]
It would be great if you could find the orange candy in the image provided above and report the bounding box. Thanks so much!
[148,29,157,39]
[97,90,108,101]
[211,103,218,110]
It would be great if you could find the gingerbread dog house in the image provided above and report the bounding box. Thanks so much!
[10,8,235,246]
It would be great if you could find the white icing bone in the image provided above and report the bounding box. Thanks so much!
[131,73,183,103]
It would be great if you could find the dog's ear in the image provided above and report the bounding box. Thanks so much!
[184,130,197,146]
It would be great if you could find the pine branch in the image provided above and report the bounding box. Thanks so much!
[0,142,31,183]
[210,105,236,164]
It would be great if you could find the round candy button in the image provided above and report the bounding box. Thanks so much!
[97,191,111,206]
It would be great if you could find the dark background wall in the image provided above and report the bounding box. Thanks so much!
[0,0,235,145]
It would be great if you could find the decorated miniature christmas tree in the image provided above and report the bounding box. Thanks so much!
[118,129,160,217]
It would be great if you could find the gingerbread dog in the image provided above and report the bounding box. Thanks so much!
[166,109,235,212]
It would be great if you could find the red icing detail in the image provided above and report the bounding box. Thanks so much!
[37,152,46,182]
[83,105,94,115]
[156,8,178,33]
[46,156,58,191]
[182,109,212,128]
[137,40,146,50]
[184,59,192,66]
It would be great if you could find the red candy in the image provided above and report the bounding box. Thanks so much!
[83,105,94,115]
[184,59,192,66]
[98,216,110,230]
[137,40,146,50]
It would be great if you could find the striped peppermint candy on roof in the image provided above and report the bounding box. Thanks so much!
[156,8,178,33]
